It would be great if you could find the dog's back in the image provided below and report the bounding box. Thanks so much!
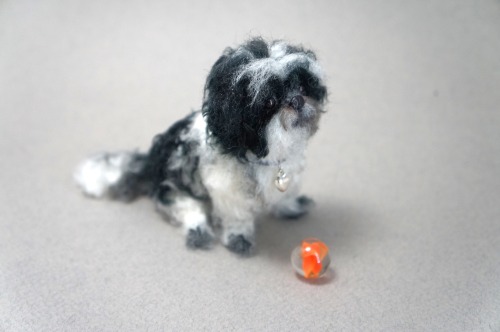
[74,112,207,203]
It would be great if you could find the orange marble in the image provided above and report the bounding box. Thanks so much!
[301,239,329,279]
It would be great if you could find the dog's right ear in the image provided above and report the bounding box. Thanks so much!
[202,47,242,102]
[202,49,256,159]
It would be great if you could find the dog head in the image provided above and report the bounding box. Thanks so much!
[202,37,327,161]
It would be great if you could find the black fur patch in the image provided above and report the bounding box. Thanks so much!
[143,113,208,203]
[286,67,327,103]
[245,37,269,58]
[186,227,213,249]
[279,195,315,220]
[108,153,150,202]
[226,234,254,256]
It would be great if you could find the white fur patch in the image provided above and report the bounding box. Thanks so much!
[234,42,323,102]
[269,41,288,59]
[249,113,307,205]
[201,156,257,222]
[167,196,208,233]
[265,112,309,163]
[74,152,131,198]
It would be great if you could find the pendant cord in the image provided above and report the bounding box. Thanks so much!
[246,158,286,167]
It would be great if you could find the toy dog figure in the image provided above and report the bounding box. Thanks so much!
[75,37,327,255]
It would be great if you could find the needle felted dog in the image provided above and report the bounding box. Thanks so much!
[75,37,327,255]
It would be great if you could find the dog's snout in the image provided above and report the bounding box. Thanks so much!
[290,95,305,110]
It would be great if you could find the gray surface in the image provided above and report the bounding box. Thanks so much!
[1,1,499,331]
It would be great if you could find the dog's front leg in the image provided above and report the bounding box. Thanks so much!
[202,162,258,255]
[211,189,257,255]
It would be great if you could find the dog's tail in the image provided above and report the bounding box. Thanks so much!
[74,151,151,202]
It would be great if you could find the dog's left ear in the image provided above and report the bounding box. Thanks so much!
[202,49,269,160]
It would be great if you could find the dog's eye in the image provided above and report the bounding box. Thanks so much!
[265,98,277,109]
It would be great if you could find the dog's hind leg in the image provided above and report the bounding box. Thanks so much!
[154,187,214,249]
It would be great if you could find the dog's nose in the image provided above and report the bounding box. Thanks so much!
[290,95,305,110]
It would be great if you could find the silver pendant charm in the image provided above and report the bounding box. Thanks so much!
[274,167,290,192]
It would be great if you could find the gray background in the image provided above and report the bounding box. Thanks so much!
[1,0,499,331]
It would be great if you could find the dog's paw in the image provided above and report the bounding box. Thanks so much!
[274,195,315,220]
[186,226,214,249]
[225,234,255,256]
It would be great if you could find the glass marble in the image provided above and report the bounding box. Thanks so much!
[291,238,331,279]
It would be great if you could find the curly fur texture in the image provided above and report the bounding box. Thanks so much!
[74,37,328,255]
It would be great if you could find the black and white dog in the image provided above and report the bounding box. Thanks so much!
[75,37,327,255]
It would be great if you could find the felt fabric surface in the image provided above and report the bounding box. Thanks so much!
[1,0,499,330]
